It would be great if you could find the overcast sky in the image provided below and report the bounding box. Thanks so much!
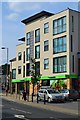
[1,0,80,65]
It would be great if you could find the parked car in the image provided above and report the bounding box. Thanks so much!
[38,88,65,103]
[60,89,79,101]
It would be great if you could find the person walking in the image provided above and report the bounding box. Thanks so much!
[22,90,27,101]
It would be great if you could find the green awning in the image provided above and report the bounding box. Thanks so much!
[12,77,31,83]
[40,76,50,80]
[66,74,78,78]
[12,74,78,83]
[40,74,78,80]
[12,79,24,83]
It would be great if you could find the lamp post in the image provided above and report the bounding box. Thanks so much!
[1,47,9,90]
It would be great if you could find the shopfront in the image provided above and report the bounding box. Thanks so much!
[40,74,78,90]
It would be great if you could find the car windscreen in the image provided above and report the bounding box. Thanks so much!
[60,90,68,93]
[47,90,59,94]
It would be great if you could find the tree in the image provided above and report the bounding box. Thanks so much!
[30,58,41,94]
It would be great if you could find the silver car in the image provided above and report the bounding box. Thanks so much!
[38,89,65,103]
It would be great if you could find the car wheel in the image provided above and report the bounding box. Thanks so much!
[48,98,51,103]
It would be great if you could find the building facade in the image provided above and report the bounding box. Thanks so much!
[10,8,80,95]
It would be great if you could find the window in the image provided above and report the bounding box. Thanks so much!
[26,48,30,61]
[35,62,40,75]
[18,52,22,60]
[26,32,30,45]
[72,16,74,32]
[71,35,73,52]
[44,22,49,33]
[18,66,21,74]
[53,56,67,73]
[44,58,49,69]
[44,40,49,51]
[12,69,16,79]
[53,36,67,54]
[26,63,30,76]
[23,66,25,77]
[23,51,25,63]
[53,16,66,35]
[35,29,40,43]
[35,45,40,59]
[72,55,74,72]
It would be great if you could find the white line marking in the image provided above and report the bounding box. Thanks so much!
[15,114,24,118]
[11,108,32,115]
[0,104,3,107]
[26,112,32,115]
[49,117,62,120]
[11,108,26,113]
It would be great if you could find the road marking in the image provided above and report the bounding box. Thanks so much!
[11,108,26,113]
[0,104,3,107]
[15,114,24,118]
[49,117,62,120]
[11,108,32,115]
[26,112,32,115]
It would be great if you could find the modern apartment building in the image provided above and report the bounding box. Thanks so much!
[10,8,80,95]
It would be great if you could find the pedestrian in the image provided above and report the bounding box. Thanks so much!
[6,88,8,96]
[22,90,27,101]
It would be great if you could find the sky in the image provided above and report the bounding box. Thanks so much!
[0,0,80,65]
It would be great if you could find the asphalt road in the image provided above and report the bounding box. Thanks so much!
[1,98,79,120]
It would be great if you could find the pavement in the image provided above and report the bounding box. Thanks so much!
[1,93,80,116]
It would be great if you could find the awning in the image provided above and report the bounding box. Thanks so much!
[40,74,78,80]
[12,74,78,83]
[12,77,31,83]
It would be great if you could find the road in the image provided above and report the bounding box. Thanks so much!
[1,98,79,120]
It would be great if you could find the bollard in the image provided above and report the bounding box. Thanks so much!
[37,93,39,103]
[16,94,17,99]
[44,94,46,104]
[19,94,20,100]
[32,93,33,102]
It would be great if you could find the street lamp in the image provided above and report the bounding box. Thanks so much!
[1,47,9,90]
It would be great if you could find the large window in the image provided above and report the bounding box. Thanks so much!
[44,58,49,69]
[26,32,30,45]
[72,16,74,32]
[53,56,67,73]
[44,22,49,34]
[18,52,22,60]
[35,45,40,59]
[72,55,74,72]
[23,66,25,77]
[35,62,40,75]
[26,63,30,76]
[26,48,30,61]
[71,35,73,52]
[53,16,66,35]
[35,29,40,43]
[53,36,66,54]
[12,69,16,79]
[18,66,21,74]
[44,40,49,51]
[23,51,25,63]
